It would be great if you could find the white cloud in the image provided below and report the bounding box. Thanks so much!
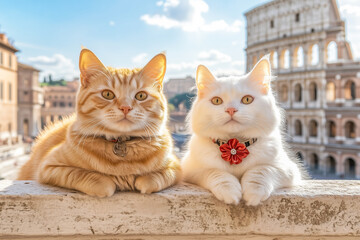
[141,0,242,32]
[132,53,148,65]
[198,49,231,63]
[109,21,115,26]
[27,54,78,81]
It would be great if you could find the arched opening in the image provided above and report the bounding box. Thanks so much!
[294,120,302,136]
[280,49,290,69]
[308,44,319,66]
[326,82,336,101]
[344,158,356,178]
[325,156,336,174]
[280,84,288,102]
[327,41,338,63]
[23,119,29,137]
[345,121,356,139]
[326,120,336,138]
[309,82,317,101]
[293,46,304,67]
[294,83,302,102]
[270,51,278,69]
[309,120,318,137]
[296,152,303,162]
[345,80,356,100]
[310,153,319,170]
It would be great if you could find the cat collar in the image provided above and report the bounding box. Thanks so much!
[103,136,141,157]
[212,138,257,165]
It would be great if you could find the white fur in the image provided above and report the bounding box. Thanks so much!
[182,58,303,206]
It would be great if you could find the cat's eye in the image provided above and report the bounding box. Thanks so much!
[135,91,148,101]
[211,97,223,105]
[241,95,254,104]
[101,90,115,100]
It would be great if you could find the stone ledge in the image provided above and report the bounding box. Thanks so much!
[0,180,360,239]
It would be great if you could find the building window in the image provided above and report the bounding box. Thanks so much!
[345,158,356,177]
[309,120,318,137]
[295,13,300,22]
[345,80,356,100]
[68,102,72,107]
[294,83,302,102]
[325,156,336,174]
[309,82,317,101]
[0,51,3,65]
[60,102,65,107]
[9,55,12,68]
[8,83,12,101]
[293,46,304,67]
[270,20,274,28]
[309,44,319,66]
[280,49,290,69]
[24,91,28,95]
[326,82,336,101]
[53,102,57,107]
[345,121,356,138]
[327,41,338,63]
[294,120,302,136]
[280,85,288,102]
[327,121,336,138]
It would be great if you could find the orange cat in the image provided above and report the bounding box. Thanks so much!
[18,49,181,197]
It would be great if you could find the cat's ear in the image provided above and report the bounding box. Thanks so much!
[140,53,166,90]
[196,65,216,97]
[248,56,271,94]
[79,48,107,87]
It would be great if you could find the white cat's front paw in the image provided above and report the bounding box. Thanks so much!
[242,182,271,206]
[211,182,242,205]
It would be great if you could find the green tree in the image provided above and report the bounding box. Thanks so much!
[169,92,196,111]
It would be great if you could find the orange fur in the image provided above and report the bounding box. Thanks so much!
[18,49,181,197]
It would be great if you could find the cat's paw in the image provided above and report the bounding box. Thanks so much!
[135,175,159,194]
[211,182,242,205]
[84,177,116,198]
[242,182,271,206]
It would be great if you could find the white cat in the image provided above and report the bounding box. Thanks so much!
[182,57,304,206]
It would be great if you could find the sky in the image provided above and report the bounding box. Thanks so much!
[0,0,359,82]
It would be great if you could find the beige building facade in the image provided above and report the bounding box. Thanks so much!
[0,33,18,144]
[17,63,44,139]
[164,76,196,99]
[41,80,79,127]
[245,0,360,178]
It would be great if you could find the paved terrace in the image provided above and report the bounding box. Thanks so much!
[0,180,360,239]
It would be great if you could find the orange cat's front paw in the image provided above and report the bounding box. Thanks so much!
[83,177,116,198]
[135,175,159,194]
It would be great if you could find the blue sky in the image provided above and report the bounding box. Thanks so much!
[0,0,359,81]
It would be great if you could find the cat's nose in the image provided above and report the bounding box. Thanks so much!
[119,105,132,115]
[225,107,238,116]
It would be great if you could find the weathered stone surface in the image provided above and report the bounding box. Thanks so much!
[0,180,360,239]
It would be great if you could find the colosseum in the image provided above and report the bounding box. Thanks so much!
[245,0,360,179]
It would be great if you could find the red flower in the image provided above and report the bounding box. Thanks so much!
[219,138,249,165]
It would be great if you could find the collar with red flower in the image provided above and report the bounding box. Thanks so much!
[212,138,257,165]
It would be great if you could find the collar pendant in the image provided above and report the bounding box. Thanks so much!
[113,137,127,157]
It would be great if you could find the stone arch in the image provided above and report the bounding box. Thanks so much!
[294,119,302,136]
[309,119,318,137]
[325,155,336,174]
[310,153,319,170]
[294,83,302,102]
[280,84,288,102]
[280,48,290,69]
[326,120,336,138]
[326,82,336,101]
[308,43,319,66]
[326,41,338,63]
[309,82,317,101]
[293,46,304,67]
[296,151,304,163]
[344,121,356,139]
[270,50,278,69]
[344,80,356,100]
[344,158,356,178]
